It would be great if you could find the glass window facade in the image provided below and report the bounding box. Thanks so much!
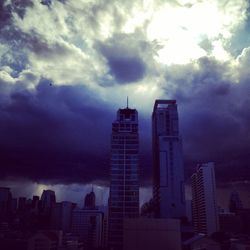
[108,108,139,250]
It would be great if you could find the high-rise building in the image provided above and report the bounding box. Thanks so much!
[84,189,96,209]
[71,208,103,248]
[229,190,243,213]
[51,201,76,232]
[41,190,56,210]
[18,197,27,212]
[108,105,139,249]
[191,162,219,235]
[0,187,12,222]
[152,100,185,218]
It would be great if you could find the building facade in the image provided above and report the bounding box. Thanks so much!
[84,190,96,209]
[71,208,103,248]
[123,218,182,250]
[41,190,56,210]
[0,187,12,222]
[191,162,219,235]
[108,106,139,249]
[229,190,243,213]
[152,100,185,218]
[50,201,76,232]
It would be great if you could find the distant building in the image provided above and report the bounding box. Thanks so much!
[0,187,12,222]
[236,209,250,234]
[100,206,109,248]
[41,190,56,210]
[51,201,76,232]
[191,162,219,235]
[219,212,242,233]
[123,218,182,250]
[71,208,103,248]
[84,189,96,209]
[108,105,140,249]
[18,197,27,212]
[183,235,221,250]
[11,198,17,212]
[185,200,193,223]
[27,230,62,250]
[140,198,155,218]
[152,100,186,218]
[229,190,243,213]
[61,233,84,250]
[32,196,40,209]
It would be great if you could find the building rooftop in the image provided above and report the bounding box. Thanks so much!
[153,99,176,112]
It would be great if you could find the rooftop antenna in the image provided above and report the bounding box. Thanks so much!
[126,96,129,108]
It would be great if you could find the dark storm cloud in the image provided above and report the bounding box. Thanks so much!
[164,56,250,181]
[97,35,147,84]
[0,79,115,184]
[0,1,11,27]
[107,56,145,84]
[0,0,249,188]
[0,0,33,24]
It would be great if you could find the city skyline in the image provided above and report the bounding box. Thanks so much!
[1,0,250,209]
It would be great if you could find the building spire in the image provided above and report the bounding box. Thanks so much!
[127,96,129,108]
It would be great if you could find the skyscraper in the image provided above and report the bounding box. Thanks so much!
[84,189,96,209]
[152,100,185,219]
[191,162,219,235]
[229,190,243,213]
[0,187,12,222]
[108,105,139,250]
[41,190,56,210]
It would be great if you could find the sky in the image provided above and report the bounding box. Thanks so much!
[1,0,250,208]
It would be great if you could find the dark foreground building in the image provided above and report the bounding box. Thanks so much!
[108,106,139,250]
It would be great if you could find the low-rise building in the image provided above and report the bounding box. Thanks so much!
[123,218,182,250]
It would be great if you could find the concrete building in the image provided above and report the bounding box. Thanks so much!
[99,205,109,248]
[28,230,62,250]
[191,162,219,235]
[108,105,139,249]
[18,197,26,212]
[219,212,242,233]
[51,201,76,232]
[0,187,12,222]
[123,218,181,250]
[84,190,96,209]
[229,190,243,213]
[183,235,221,250]
[41,190,56,210]
[71,208,103,248]
[152,100,185,218]
[186,200,193,223]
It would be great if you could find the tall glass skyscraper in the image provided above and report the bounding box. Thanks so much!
[108,106,139,250]
[152,100,185,219]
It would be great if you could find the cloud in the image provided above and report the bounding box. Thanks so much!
[0,0,250,186]
[97,33,148,84]
[161,55,250,181]
[0,78,115,183]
